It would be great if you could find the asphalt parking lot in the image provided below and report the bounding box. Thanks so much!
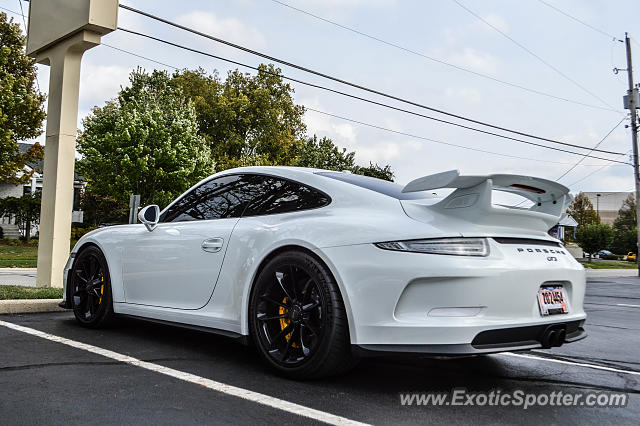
[1,276,638,425]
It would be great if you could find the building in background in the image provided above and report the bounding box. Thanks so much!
[0,143,85,239]
[550,213,578,240]
[582,191,633,225]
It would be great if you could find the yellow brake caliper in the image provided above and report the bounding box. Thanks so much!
[278,297,298,347]
[99,276,104,304]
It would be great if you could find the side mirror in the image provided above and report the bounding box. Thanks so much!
[138,205,160,231]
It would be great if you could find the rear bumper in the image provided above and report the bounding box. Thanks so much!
[355,320,586,356]
[320,239,587,348]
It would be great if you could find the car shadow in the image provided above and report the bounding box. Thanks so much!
[53,314,595,397]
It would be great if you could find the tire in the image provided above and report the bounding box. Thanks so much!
[70,245,114,328]
[249,250,357,379]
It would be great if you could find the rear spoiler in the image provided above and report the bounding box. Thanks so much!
[402,170,572,231]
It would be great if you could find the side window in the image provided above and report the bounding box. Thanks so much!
[244,177,330,216]
[160,175,262,223]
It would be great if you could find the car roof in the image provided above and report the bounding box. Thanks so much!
[219,166,329,175]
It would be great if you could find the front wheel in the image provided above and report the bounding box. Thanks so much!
[249,250,356,379]
[70,245,114,328]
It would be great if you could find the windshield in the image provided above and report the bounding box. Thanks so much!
[316,171,433,200]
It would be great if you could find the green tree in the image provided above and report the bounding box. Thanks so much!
[79,189,129,226]
[612,227,637,255]
[353,162,394,181]
[172,67,395,178]
[567,193,600,226]
[292,135,356,171]
[575,223,614,262]
[0,12,45,184]
[0,193,41,242]
[612,194,637,254]
[613,194,636,231]
[172,65,306,170]
[77,69,214,208]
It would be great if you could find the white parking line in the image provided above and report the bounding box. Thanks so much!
[501,352,640,376]
[0,320,368,426]
[617,303,640,308]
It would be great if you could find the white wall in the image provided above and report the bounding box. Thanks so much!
[0,183,23,199]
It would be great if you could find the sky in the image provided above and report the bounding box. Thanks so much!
[3,0,640,196]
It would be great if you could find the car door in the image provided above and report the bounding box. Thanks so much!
[121,175,261,309]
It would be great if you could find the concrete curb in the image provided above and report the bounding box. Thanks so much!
[0,299,66,314]
[585,269,639,278]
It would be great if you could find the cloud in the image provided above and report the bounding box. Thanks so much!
[354,140,401,164]
[302,99,422,170]
[302,0,395,8]
[303,102,358,145]
[79,64,132,109]
[176,11,266,49]
[444,87,483,105]
[445,48,500,74]
[444,11,509,45]
[478,13,509,34]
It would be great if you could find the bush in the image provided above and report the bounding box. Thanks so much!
[602,254,620,261]
[27,238,38,247]
[70,227,97,240]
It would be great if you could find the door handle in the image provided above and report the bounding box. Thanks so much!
[201,237,224,253]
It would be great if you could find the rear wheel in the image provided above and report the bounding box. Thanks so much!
[70,246,114,328]
[249,250,356,379]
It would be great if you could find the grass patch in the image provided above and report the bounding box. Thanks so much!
[0,285,63,300]
[0,240,80,268]
[0,245,38,268]
[579,260,638,269]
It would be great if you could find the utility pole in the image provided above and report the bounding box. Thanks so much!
[624,33,640,276]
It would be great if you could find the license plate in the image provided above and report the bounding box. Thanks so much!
[537,285,568,315]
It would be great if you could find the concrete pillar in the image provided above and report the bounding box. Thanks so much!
[35,31,101,288]
[26,0,118,288]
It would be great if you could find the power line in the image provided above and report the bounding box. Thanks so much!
[451,0,616,111]
[16,0,26,28]
[0,5,20,15]
[100,40,625,168]
[536,0,619,41]
[305,108,622,166]
[117,4,625,156]
[117,26,630,164]
[0,6,178,72]
[5,2,41,91]
[557,117,627,181]
[103,43,178,70]
[568,151,632,187]
[269,0,617,113]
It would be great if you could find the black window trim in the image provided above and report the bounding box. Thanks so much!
[159,172,332,223]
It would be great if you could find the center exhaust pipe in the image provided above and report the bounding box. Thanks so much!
[541,326,567,348]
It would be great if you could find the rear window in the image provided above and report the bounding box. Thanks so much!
[316,172,431,200]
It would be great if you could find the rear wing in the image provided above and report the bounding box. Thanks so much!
[402,170,572,232]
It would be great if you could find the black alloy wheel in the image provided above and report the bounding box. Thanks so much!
[249,250,356,379]
[71,245,114,328]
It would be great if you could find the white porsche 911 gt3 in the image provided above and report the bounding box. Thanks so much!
[60,166,586,378]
